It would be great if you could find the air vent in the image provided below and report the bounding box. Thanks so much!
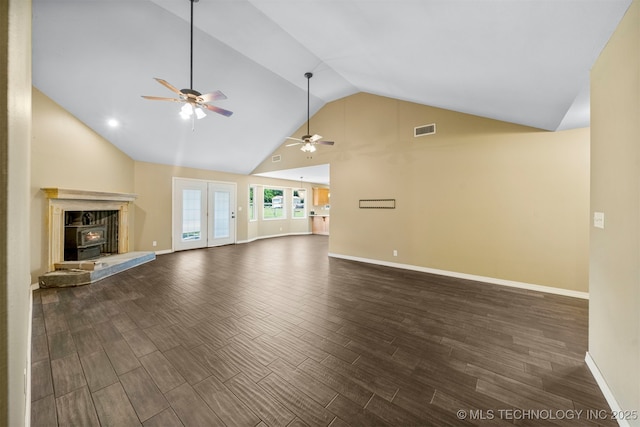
[414,123,436,137]
[272,155,281,162]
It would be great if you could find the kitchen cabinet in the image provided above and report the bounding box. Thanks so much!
[311,215,329,235]
[312,187,330,206]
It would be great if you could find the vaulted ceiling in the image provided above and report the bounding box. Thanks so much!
[33,0,631,179]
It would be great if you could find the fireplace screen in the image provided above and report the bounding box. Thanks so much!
[80,227,106,247]
[65,225,107,249]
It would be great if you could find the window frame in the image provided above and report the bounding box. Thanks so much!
[248,185,257,222]
[263,187,287,220]
[292,189,307,219]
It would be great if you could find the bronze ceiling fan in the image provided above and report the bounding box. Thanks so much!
[142,0,232,120]
[286,72,334,152]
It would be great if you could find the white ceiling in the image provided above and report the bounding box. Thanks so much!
[254,164,330,186]
[32,0,631,182]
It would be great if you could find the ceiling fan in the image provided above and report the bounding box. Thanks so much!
[141,0,232,121]
[286,72,334,153]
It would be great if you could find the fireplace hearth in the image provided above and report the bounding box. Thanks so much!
[39,188,156,288]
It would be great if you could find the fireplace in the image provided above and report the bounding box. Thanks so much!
[64,225,106,260]
[42,188,137,270]
[63,210,118,261]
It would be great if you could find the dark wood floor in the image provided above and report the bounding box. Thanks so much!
[31,235,615,426]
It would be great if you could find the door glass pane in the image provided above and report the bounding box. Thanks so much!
[214,191,230,239]
[182,189,201,241]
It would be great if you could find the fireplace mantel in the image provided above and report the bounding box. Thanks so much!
[42,188,136,270]
[42,188,137,202]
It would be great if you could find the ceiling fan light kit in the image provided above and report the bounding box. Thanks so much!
[286,72,335,152]
[141,0,232,126]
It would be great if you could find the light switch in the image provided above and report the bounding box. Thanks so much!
[594,212,605,229]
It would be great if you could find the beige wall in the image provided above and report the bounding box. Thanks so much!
[30,88,135,280]
[255,92,591,292]
[590,0,640,418]
[2,0,32,424]
[134,161,313,252]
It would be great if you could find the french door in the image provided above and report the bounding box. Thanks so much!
[173,178,236,251]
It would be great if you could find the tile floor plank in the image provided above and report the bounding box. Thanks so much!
[71,328,103,357]
[193,375,261,427]
[50,353,86,397]
[119,366,170,422]
[121,328,159,358]
[142,408,183,427]
[225,373,296,427]
[258,372,336,427]
[102,338,141,375]
[31,359,54,401]
[55,386,100,427]
[31,394,57,427]
[92,382,141,427]
[268,358,338,407]
[139,350,186,393]
[163,345,212,385]
[79,350,119,392]
[164,383,225,427]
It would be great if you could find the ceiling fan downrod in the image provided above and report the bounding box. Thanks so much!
[305,72,312,137]
[188,0,199,91]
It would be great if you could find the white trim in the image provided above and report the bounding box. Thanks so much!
[155,249,173,256]
[327,253,589,299]
[239,231,312,245]
[41,188,137,202]
[585,352,629,427]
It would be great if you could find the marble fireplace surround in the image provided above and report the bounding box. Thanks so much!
[42,188,137,271]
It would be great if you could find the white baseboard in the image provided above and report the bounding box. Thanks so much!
[155,249,173,256]
[327,253,589,299]
[239,232,312,245]
[585,352,629,427]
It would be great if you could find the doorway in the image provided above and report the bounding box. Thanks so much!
[172,178,236,251]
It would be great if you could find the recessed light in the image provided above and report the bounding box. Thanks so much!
[107,119,119,127]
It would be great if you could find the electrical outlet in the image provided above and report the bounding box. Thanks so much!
[393,250,398,257]
[152,241,157,247]
[594,212,605,229]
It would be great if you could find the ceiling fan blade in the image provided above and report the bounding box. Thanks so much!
[199,90,227,102]
[310,134,323,142]
[286,137,304,142]
[317,140,335,146]
[141,96,183,102]
[201,103,233,117]
[286,142,302,147]
[154,78,183,95]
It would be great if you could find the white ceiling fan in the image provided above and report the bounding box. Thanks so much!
[141,0,232,123]
[286,72,334,153]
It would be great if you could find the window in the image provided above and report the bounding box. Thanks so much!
[182,189,202,241]
[293,189,306,218]
[248,185,256,221]
[263,187,285,219]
